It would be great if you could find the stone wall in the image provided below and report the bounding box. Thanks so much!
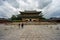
[22,18,39,21]
[10,22,57,25]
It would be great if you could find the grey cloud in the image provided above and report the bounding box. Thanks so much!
[51,10,60,17]
[22,0,27,2]
[0,0,60,18]
[0,1,17,18]
[38,0,52,9]
[0,0,4,5]
[5,0,19,8]
[19,0,52,10]
[42,0,60,18]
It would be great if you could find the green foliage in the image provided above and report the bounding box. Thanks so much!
[12,20,22,22]
[10,14,22,22]
[11,15,17,20]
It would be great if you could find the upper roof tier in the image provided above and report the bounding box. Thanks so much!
[20,10,42,14]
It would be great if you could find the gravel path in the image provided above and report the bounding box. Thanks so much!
[0,24,60,40]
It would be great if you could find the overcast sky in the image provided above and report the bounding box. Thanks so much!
[0,0,60,18]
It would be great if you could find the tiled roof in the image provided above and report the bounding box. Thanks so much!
[20,11,41,14]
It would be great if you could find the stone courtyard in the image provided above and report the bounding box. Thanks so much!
[0,24,60,40]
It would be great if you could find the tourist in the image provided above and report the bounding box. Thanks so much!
[18,23,20,29]
[21,23,24,28]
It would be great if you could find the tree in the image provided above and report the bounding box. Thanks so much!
[11,15,17,20]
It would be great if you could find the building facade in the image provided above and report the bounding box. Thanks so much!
[20,11,42,22]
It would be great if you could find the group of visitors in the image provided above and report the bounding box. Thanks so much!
[18,23,24,29]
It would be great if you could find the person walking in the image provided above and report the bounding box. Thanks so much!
[18,23,20,29]
[21,23,24,29]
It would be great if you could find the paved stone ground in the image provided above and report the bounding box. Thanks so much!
[0,24,60,40]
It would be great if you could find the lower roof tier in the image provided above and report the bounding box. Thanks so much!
[20,16,42,18]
